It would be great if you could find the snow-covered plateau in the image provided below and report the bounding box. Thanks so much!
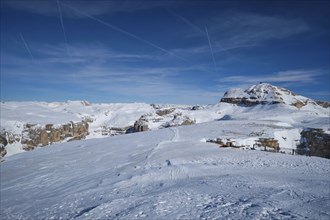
[1,83,329,219]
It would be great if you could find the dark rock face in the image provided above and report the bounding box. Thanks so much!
[296,128,330,159]
[220,97,281,106]
[0,146,6,158]
[21,120,89,150]
[150,103,160,109]
[316,100,330,108]
[191,105,202,111]
[0,131,20,158]
[0,135,8,147]
[156,108,175,116]
[0,131,20,145]
[219,115,233,120]
[0,135,8,158]
[133,116,149,132]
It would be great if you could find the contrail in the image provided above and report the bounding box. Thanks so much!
[205,26,216,69]
[19,33,34,60]
[167,9,204,34]
[57,0,70,57]
[61,2,187,62]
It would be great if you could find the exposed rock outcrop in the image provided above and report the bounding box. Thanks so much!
[161,113,195,128]
[296,128,330,159]
[156,108,175,116]
[207,138,239,148]
[316,100,330,108]
[207,137,279,152]
[290,100,307,109]
[0,135,8,147]
[0,131,20,145]
[21,120,89,150]
[133,116,149,132]
[220,97,281,106]
[0,135,8,158]
[191,105,203,110]
[101,126,131,136]
[81,101,92,106]
[255,138,280,152]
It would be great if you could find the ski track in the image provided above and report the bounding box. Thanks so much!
[146,126,179,160]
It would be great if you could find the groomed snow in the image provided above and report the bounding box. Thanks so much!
[1,122,329,219]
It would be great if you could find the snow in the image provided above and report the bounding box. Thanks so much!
[1,123,329,219]
[1,95,329,157]
[222,83,317,108]
[1,82,330,219]
[274,129,301,152]
[0,101,154,130]
[3,141,25,157]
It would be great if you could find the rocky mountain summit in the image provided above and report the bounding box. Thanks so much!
[220,83,327,109]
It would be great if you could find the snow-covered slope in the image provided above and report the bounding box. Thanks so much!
[1,83,329,158]
[1,122,329,219]
[0,101,154,132]
[1,83,329,219]
[0,101,156,156]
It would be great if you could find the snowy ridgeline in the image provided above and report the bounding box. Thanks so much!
[0,83,329,158]
[1,122,329,219]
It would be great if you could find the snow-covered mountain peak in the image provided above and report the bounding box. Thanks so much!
[220,83,318,108]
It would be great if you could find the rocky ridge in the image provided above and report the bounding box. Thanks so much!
[1,121,89,153]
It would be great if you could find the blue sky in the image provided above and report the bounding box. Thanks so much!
[1,0,329,104]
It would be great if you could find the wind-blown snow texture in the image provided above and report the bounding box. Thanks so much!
[1,122,330,219]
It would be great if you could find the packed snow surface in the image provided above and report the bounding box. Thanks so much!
[1,122,329,219]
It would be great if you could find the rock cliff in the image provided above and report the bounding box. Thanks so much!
[0,120,89,155]
[296,128,330,159]
[0,135,8,158]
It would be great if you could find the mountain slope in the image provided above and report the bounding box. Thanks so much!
[1,83,329,219]
[1,83,329,158]
[1,122,329,219]
[220,83,322,109]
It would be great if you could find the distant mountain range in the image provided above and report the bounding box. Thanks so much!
[1,83,329,158]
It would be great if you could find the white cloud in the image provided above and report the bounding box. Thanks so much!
[3,0,176,18]
[180,12,310,53]
[1,42,222,104]
[221,69,323,84]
